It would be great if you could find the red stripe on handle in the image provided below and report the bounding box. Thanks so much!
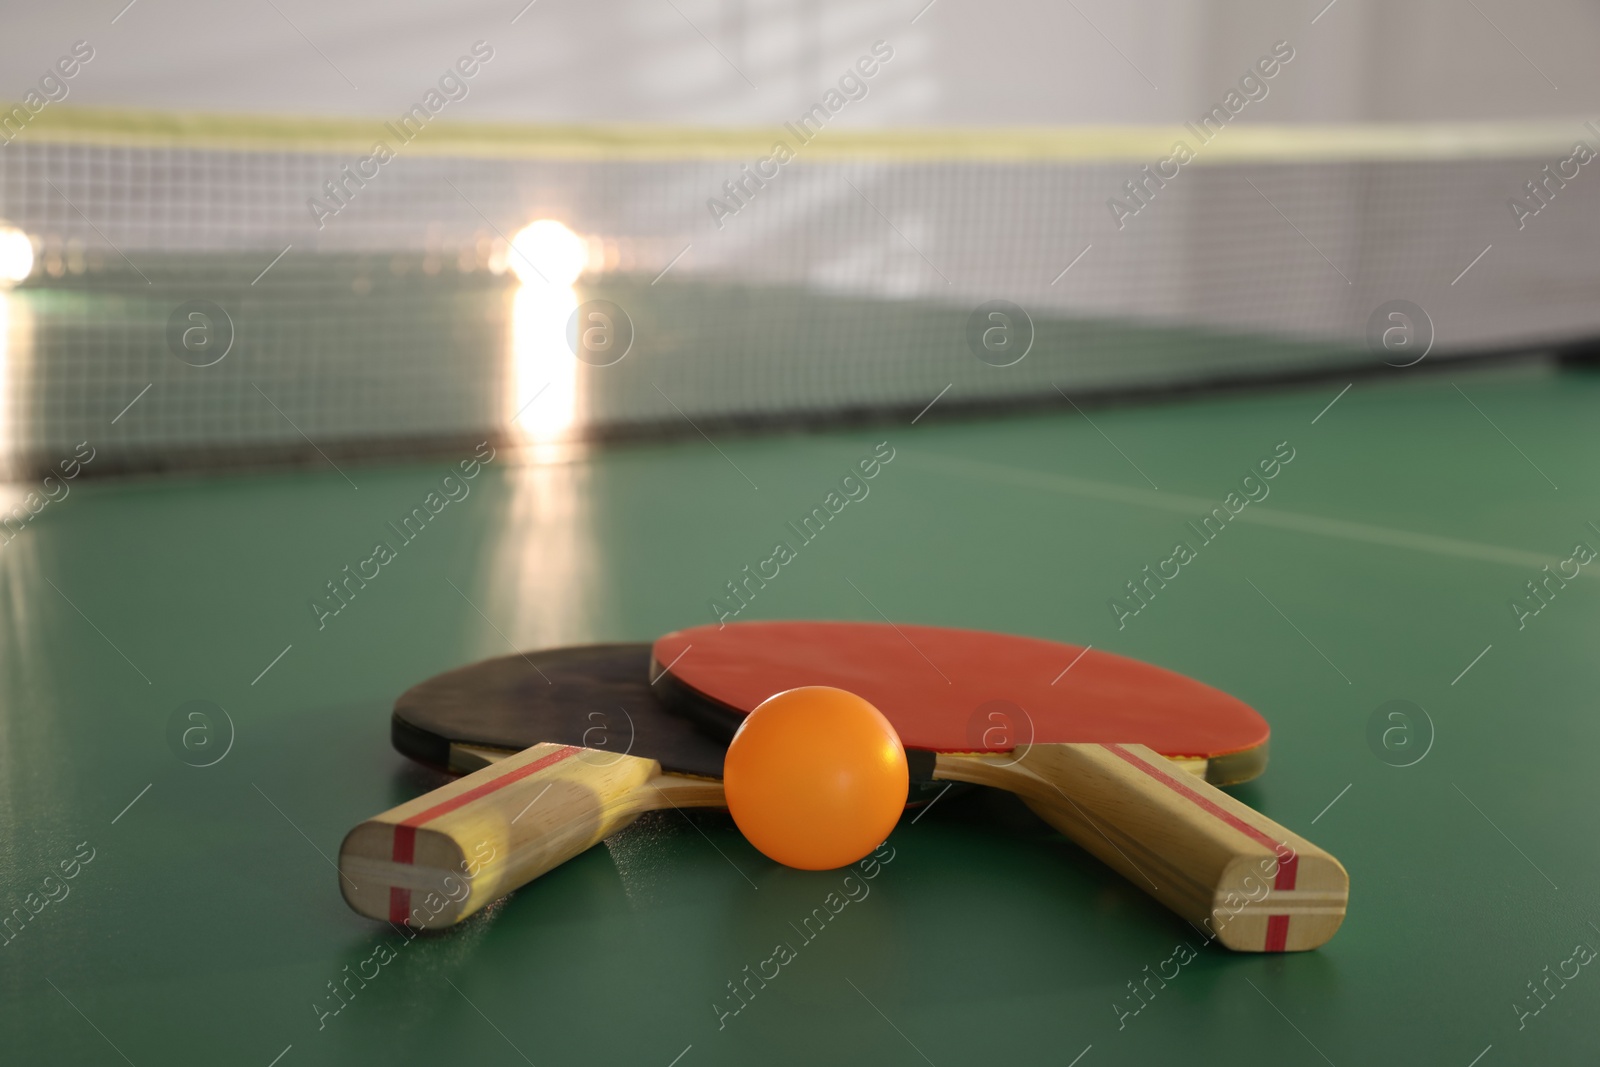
[389,886,411,925]
[401,745,583,830]
[389,825,419,923]
[386,744,582,926]
[393,824,418,864]
[1100,743,1298,951]
[1273,849,1299,891]
[1264,914,1291,953]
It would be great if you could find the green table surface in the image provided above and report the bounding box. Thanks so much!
[3,363,1597,1066]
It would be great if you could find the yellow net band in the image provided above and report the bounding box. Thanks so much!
[13,106,1594,164]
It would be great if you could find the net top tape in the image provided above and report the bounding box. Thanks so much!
[13,106,1595,164]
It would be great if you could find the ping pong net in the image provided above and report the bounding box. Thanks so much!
[2,107,1596,476]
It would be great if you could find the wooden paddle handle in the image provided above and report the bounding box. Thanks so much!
[937,743,1348,951]
[339,743,701,929]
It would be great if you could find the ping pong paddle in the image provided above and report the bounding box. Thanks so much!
[340,641,955,928]
[338,644,728,929]
[649,621,1348,952]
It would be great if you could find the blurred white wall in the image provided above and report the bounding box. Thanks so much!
[0,0,1594,127]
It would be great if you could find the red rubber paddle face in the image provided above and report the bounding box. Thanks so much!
[651,621,1268,760]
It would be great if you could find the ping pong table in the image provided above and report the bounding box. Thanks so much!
[2,265,1594,1064]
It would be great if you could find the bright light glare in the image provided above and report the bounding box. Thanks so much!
[510,282,579,448]
[0,227,33,287]
[0,294,7,472]
[0,292,15,479]
[508,220,587,286]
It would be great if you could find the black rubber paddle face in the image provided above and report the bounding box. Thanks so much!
[391,643,726,779]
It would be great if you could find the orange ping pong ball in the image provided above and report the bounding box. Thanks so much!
[723,686,908,870]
